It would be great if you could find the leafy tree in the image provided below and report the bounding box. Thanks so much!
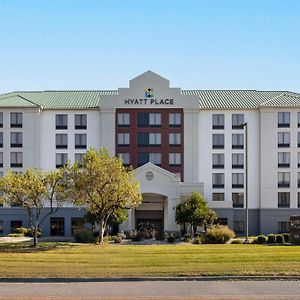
[175,192,217,237]
[63,148,142,244]
[0,168,65,247]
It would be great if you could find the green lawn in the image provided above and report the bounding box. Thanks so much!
[0,242,300,278]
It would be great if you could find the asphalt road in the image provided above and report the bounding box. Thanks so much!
[1,280,300,299]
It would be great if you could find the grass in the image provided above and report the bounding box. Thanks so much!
[0,242,300,278]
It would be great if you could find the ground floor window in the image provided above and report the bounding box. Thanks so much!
[217,218,228,225]
[10,220,22,232]
[0,220,3,234]
[50,217,65,236]
[278,221,289,233]
[212,193,225,201]
[234,221,244,235]
[71,217,85,235]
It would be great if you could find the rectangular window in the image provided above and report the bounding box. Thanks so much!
[278,132,290,148]
[212,114,224,129]
[149,133,161,146]
[0,152,3,168]
[0,112,3,128]
[10,132,22,148]
[169,133,181,146]
[0,220,3,234]
[234,221,244,234]
[117,113,130,127]
[232,193,244,208]
[232,114,244,129]
[298,173,300,188]
[212,173,224,188]
[217,218,228,225]
[212,193,224,201]
[169,113,181,127]
[56,114,68,130]
[118,133,130,146]
[278,172,290,188]
[10,220,22,232]
[75,153,84,162]
[298,132,300,148]
[298,192,300,208]
[137,133,149,146]
[278,221,289,234]
[169,153,181,166]
[232,134,244,149]
[56,153,68,168]
[298,112,300,128]
[278,192,290,208]
[278,152,290,168]
[212,153,224,169]
[278,112,290,128]
[232,173,244,188]
[137,152,149,166]
[149,113,161,127]
[137,113,149,127]
[149,153,162,165]
[118,153,130,166]
[0,133,3,147]
[75,134,87,149]
[50,217,65,236]
[212,134,224,149]
[56,134,68,149]
[75,114,87,129]
[10,152,22,168]
[232,153,244,169]
[10,113,22,128]
[71,217,85,235]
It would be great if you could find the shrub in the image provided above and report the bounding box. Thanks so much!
[103,236,113,243]
[257,235,267,244]
[113,232,126,243]
[73,229,95,243]
[183,233,192,243]
[13,227,28,235]
[8,233,24,237]
[282,233,290,243]
[166,232,177,243]
[129,230,142,242]
[25,228,42,237]
[267,234,276,244]
[275,234,284,244]
[205,225,235,244]
[231,239,243,244]
[193,236,202,244]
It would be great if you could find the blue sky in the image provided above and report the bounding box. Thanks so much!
[0,0,299,93]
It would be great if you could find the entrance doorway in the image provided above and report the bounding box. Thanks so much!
[136,219,163,232]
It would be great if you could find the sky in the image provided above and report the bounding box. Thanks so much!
[0,0,299,94]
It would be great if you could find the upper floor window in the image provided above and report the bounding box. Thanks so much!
[298,153,300,168]
[137,113,161,127]
[0,133,3,148]
[278,152,290,168]
[169,153,181,166]
[298,112,300,128]
[169,133,181,146]
[75,134,87,149]
[232,193,244,208]
[56,114,68,130]
[232,133,244,149]
[0,112,3,128]
[56,134,68,149]
[75,114,87,129]
[10,152,22,168]
[150,133,161,146]
[298,132,300,148]
[75,153,84,162]
[0,152,3,168]
[212,153,224,169]
[10,132,22,148]
[212,114,224,129]
[118,153,130,166]
[212,193,224,201]
[10,113,22,128]
[118,133,130,146]
[232,114,244,129]
[117,113,130,127]
[298,172,300,188]
[212,134,224,149]
[149,113,161,127]
[137,152,161,166]
[278,192,290,208]
[212,173,224,188]
[56,153,67,168]
[232,153,244,169]
[232,173,244,188]
[278,112,290,128]
[278,172,290,188]
[149,152,162,165]
[278,132,290,148]
[169,113,181,127]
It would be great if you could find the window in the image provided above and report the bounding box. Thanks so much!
[212,193,224,201]
[75,114,87,129]
[56,153,67,168]
[278,132,290,148]
[232,193,244,208]
[10,113,22,128]
[298,112,300,128]
[75,153,84,162]
[149,153,162,165]
[0,220,3,234]
[0,132,3,147]
[71,217,85,235]
[278,172,290,188]
[232,153,243,169]
[10,220,22,233]
[169,133,181,146]
[232,114,244,129]
[149,113,161,127]
[0,152,3,168]
[278,112,290,128]
[212,114,224,129]
[0,113,3,128]
[298,153,300,168]
[278,152,290,168]
[10,132,22,148]
[298,132,300,148]
[117,113,130,127]
[278,221,289,233]
[212,134,224,149]
[149,133,161,146]
[50,217,65,236]
[56,114,68,130]
[212,173,224,188]
[118,153,130,166]
[137,153,161,166]
[118,133,130,146]
[137,133,148,146]
[232,173,244,188]
[298,192,300,208]
[298,173,300,188]
[232,134,244,149]
[212,153,224,168]
[75,134,87,149]
[169,113,181,127]
[10,152,22,168]
[137,113,149,127]
[234,221,244,234]
[56,134,68,149]
[217,218,228,225]
[278,192,290,208]
[137,153,148,166]
[169,153,181,166]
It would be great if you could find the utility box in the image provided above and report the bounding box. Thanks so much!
[290,216,300,245]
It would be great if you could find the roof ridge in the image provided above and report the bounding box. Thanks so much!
[259,93,286,107]
[16,95,42,109]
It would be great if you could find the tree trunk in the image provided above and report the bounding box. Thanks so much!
[33,225,38,247]
[98,220,105,244]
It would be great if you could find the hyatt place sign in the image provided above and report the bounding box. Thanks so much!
[124,98,174,105]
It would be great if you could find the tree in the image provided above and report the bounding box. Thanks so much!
[63,148,142,244]
[175,192,217,237]
[0,168,65,247]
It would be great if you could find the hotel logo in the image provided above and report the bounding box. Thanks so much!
[145,88,154,98]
